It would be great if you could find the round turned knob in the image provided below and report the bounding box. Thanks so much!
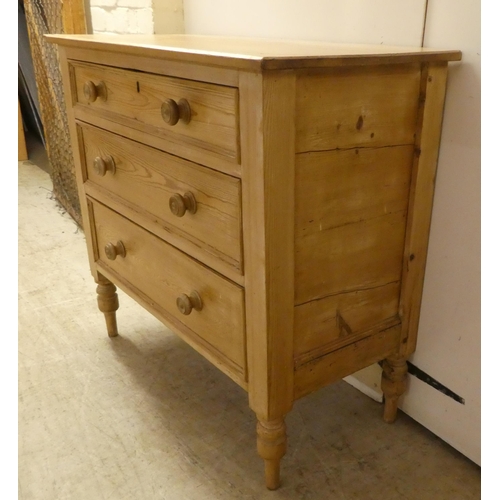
[161,99,179,125]
[161,98,191,125]
[83,80,107,102]
[93,155,116,177]
[169,191,197,217]
[176,291,203,315]
[104,241,126,261]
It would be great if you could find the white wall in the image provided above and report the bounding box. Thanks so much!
[183,0,481,464]
[183,0,426,46]
[399,0,481,465]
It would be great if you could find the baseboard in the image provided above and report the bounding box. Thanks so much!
[344,375,383,403]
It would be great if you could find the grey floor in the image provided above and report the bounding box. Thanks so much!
[18,153,480,499]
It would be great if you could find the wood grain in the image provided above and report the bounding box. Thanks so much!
[95,273,119,337]
[61,0,88,35]
[294,281,401,360]
[256,418,287,490]
[239,71,297,487]
[71,61,240,164]
[84,182,245,287]
[73,108,241,177]
[294,144,413,305]
[399,62,450,357]
[295,146,414,238]
[295,210,408,306]
[381,354,408,423]
[91,199,246,377]
[240,70,296,421]
[63,46,240,87]
[96,262,248,389]
[294,324,401,399]
[296,64,421,152]
[47,34,462,71]
[80,123,243,272]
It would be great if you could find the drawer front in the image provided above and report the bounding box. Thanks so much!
[71,61,239,163]
[81,124,242,272]
[91,200,246,375]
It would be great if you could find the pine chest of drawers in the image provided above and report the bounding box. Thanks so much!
[48,34,460,489]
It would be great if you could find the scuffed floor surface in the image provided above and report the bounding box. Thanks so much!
[18,161,480,499]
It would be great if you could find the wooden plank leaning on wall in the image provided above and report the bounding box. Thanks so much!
[62,0,88,34]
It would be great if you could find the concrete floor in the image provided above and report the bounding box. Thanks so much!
[18,159,480,499]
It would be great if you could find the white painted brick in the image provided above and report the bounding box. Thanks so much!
[117,0,151,8]
[126,9,139,34]
[90,7,108,32]
[90,0,153,35]
[90,0,117,7]
[106,7,130,34]
[127,9,153,34]
[136,7,154,34]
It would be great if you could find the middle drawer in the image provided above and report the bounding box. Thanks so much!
[80,123,243,273]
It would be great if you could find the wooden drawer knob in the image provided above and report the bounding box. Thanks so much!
[93,155,116,177]
[83,80,107,102]
[176,291,203,315]
[104,241,126,260]
[161,98,191,125]
[169,191,197,217]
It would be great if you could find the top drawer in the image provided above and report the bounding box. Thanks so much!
[69,61,240,166]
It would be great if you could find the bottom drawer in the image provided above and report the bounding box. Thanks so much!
[90,199,246,380]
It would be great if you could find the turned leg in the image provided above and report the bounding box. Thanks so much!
[256,417,287,490]
[95,274,119,337]
[381,355,408,423]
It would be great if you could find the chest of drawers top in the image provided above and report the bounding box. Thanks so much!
[48,34,460,490]
[47,33,460,68]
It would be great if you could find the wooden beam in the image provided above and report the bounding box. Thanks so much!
[62,0,88,35]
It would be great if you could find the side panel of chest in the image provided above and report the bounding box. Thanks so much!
[292,64,422,395]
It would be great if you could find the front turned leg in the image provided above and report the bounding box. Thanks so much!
[381,355,408,423]
[95,274,119,337]
[256,417,287,490]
